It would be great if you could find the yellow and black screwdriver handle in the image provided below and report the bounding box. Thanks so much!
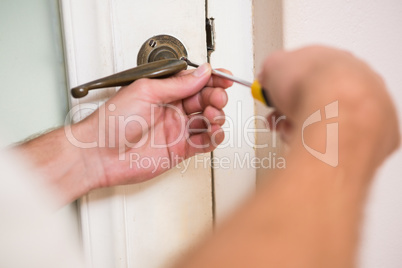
[250,80,272,107]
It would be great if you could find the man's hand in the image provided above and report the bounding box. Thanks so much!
[260,46,399,167]
[18,63,232,205]
[175,47,400,268]
[74,63,232,189]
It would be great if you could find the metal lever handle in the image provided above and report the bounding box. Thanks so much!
[71,59,187,98]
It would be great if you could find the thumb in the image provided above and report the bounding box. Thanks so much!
[146,63,212,103]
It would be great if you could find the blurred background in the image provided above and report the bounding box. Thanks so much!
[1,0,402,267]
[0,0,67,146]
[0,0,79,253]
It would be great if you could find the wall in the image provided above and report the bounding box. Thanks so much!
[254,0,402,267]
[0,0,67,145]
[0,0,80,254]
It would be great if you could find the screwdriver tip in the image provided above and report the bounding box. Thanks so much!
[180,57,199,68]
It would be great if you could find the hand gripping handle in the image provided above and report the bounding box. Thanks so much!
[70,59,187,98]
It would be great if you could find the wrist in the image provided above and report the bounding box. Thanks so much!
[16,127,95,205]
[287,118,377,189]
[68,120,106,191]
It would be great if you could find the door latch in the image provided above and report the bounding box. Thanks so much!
[206,18,215,56]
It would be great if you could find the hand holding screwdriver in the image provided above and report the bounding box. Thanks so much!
[181,57,273,107]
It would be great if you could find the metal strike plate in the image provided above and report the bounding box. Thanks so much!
[137,35,188,65]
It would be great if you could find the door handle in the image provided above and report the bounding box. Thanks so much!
[71,59,187,98]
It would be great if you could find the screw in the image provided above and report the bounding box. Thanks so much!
[149,40,157,48]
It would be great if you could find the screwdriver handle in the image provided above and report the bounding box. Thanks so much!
[250,80,273,107]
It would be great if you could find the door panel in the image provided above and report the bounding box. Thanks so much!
[61,1,211,267]
[61,0,256,267]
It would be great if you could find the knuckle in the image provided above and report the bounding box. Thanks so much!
[132,78,152,92]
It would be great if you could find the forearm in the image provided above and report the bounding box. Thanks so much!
[255,148,372,267]
[16,125,93,205]
[12,66,230,205]
[176,134,375,268]
[177,46,399,268]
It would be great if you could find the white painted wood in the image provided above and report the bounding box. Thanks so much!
[253,0,286,186]
[61,2,119,266]
[208,0,256,223]
[60,1,212,267]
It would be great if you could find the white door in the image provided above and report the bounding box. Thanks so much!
[60,1,255,267]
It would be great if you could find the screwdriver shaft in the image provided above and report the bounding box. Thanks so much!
[181,57,272,107]
[181,57,253,88]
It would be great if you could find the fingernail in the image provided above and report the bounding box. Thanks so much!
[193,63,210,77]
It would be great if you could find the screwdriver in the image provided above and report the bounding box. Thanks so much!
[181,57,272,107]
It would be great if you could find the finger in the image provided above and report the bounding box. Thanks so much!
[258,46,343,117]
[207,68,234,89]
[277,120,293,143]
[183,87,228,115]
[187,107,225,134]
[133,63,212,104]
[267,111,284,130]
[258,51,298,115]
[203,106,225,125]
[174,67,233,89]
[187,113,208,134]
[267,111,293,142]
[172,69,194,77]
[267,111,290,131]
[186,125,225,157]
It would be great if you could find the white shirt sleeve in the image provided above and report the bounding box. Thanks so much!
[0,149,85,268]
